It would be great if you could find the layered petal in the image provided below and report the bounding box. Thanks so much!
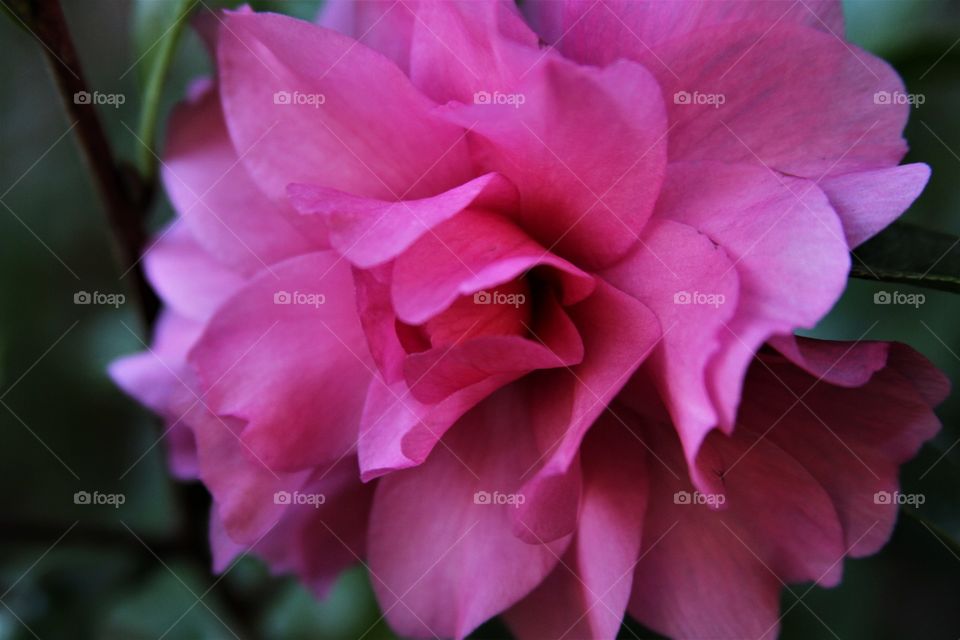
[506,413,649,640]
[439,53,667,268]
[163,81,319,275]
[657,161,849,429]
[367,386,570,639]
[218,10,472,201]
[391,209,594,324]
[638,22,909,179]
[287,172,518,268]
[819,163,930,247]
[188,252,372,473]
[601,217,738,487]
[407,0,539,104]
[523,0,844,62]
[515,282,660,543]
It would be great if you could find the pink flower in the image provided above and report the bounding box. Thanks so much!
[111,1,948,638]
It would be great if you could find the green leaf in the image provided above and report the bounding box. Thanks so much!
[850,221,960,293]
[131,0,196,181]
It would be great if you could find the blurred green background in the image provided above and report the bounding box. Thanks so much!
[1,0,959,638]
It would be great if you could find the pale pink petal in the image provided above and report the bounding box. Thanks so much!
[358,373,512,481]
[819,163,930,247]
[367,387,570,639]
[163,82,320,275]
[143,221,244,320]
[109,311,204,479]
[316,0,417,73]
[217,10,472,201]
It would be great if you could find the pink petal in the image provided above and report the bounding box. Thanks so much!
[515,281,660,543]
[627,437,780,640]
[819,163,930,247]
[402,291,583,403]
[217,10,473,202]
[391,209,595,325]
[210,457,374,596]
[358,373,512,481]
[768,334,889,388]
[143,221,244,320]
[407,0,539,104]
[109,311,203,480]
[601,217,739,491]
[438,54,667,269]
[315,0,417,73]
[367,386,570,639]
[743,341,946,556]
[523,0,844,64]
[163,82,319,275]
[506,414,649,640]
[638,23,909,179]
[188,252,371,473]
[287,172,518,268]
[658,161,849,429]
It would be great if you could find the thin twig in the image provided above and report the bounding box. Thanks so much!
[13,0,159,326]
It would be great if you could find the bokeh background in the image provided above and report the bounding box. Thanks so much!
[2,0,959,638]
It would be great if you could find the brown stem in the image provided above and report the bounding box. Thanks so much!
[13,0,159,326]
